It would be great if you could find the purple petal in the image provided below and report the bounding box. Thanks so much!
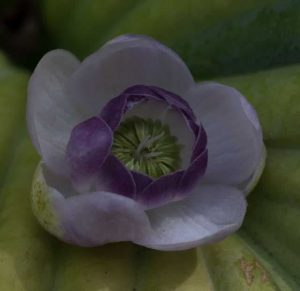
[100,94,127,131]
[100,84,198,137]
[180,149,208,194]
[137,171,184,209]
[66,116,113,183]
[136,148,208,209]
[148,85,196,120]
[124,84,196,121]
[131,171,153,193]
[95,155,136,199]
[122,101,207,208]
[191,125,208,161]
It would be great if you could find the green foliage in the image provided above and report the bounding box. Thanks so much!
[40,0,300,78]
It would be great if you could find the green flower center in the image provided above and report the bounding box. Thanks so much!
[112,116,182,178]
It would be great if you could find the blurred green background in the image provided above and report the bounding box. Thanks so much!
[0,0,300,290]
[1,0,300,78]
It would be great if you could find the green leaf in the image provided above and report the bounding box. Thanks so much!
[40,0,300,78]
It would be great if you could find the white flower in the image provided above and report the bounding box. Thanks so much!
[27,35,265,251]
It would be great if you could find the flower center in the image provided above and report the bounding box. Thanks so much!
[112,116,182,178]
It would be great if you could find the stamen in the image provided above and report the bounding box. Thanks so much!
[135,135,151,159]
[112,116,182,178]
[144,152,163,159]
[146,132,164,145]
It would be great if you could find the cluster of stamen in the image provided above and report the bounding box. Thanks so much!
[112,116,182,178]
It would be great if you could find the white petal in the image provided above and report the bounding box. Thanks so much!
[68,34,194,119]
[124,100,195,168]
[135,184,246,251]
[32,163,151,246]
[27,50,80,176]
[186,82,264,186]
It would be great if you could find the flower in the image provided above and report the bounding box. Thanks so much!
[27,34,265,251]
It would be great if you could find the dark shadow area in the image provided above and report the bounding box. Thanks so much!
[0,0,50,70]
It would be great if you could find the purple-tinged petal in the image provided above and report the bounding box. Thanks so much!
[131,171,153,194]
[180,149,208,193]
[137,149,208,209]
[135,184,247,251]
[100,94,127,130]
[66,117,113,184]
[129,111,207,208]
[27,49,80,176]
[121,85,196,123]
[95,155,136,199]
[191,125,207,161]
[68,34,194,119]
[137,171,183,209]
[100,85,196,128]
[148,85,196,120]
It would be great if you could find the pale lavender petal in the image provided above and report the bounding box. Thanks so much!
[68,34,194,119]
[186,82,263,186]
[63,191,150,246]
[27,49,80,176]
[240,144,267,195]
[239,94,263,136]
[135,184,247,251]
[66,116,113,182]
[32,163,150,246]
[238,94,266,194]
